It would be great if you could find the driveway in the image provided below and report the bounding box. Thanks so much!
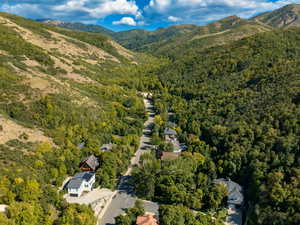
[64,188,113,205]
[225,208,242,225]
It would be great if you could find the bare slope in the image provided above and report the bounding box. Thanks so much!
[253,4,300,28]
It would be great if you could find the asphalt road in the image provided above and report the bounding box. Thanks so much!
[99,97,158,225]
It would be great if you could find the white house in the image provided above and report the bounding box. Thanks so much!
[67,172,95,197]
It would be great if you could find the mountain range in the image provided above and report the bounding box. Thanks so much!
[41,4,300,57]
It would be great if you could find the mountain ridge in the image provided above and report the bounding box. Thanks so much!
[252,4,300,28]
[40,15,272,57]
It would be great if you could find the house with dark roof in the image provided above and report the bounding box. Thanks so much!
[67,172,95,197]
[213,178,244,208]
[136,214,158,225]
[79,155,99,171]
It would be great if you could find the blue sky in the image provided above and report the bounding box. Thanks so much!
[1,0,300,31]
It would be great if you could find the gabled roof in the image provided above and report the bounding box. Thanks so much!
[67,172,94,189]
[213,178,244,205]
[164,128,177,135]
[136,215,158,225]
[80,155,99,171]
[168,121,177,127]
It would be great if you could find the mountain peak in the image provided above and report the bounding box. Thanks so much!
[42,19,65,25]
[218,15,241,22]
[253,4,300,28]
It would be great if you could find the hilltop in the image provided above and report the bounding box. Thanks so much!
[42,19,115,37]
[138,16,271,58]
[253,4,300,28]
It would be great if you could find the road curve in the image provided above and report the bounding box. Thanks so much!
[98,97,158,225]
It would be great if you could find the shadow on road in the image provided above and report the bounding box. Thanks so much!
[117,175,136,197]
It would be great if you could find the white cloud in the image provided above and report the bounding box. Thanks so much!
[113,17,137,25]
[148,0,172,12]
[53,0,141,19]
[52,0,88,11]
[2,0,300,29]
[168,16,181,22]
[89,0,141,18]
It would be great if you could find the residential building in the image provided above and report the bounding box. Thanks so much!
[136,214,158,225]
[79,155,99,171]
[67,172,95,197]
[164,128,177,137]
[167,121,177,128]
[213,178,244,208]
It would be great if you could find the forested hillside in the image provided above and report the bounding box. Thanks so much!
[41,15,271,60]
[0,12,160,225]
[114,16,271,59]
[144,28,300,225]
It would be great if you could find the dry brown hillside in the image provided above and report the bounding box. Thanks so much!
[0,12,148,149]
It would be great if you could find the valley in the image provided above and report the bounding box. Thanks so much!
[0,3,300,225]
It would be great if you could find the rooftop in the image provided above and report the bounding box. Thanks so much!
[167,121,177,128]
[164,128,177,136]
[213,178,244,205]
[80,155,99,171]
[136,214,158,225]
[67,172,94,189]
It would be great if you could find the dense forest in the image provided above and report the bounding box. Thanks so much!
[139,28,300,225]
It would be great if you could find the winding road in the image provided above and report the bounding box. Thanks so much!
[98,96,158,225]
